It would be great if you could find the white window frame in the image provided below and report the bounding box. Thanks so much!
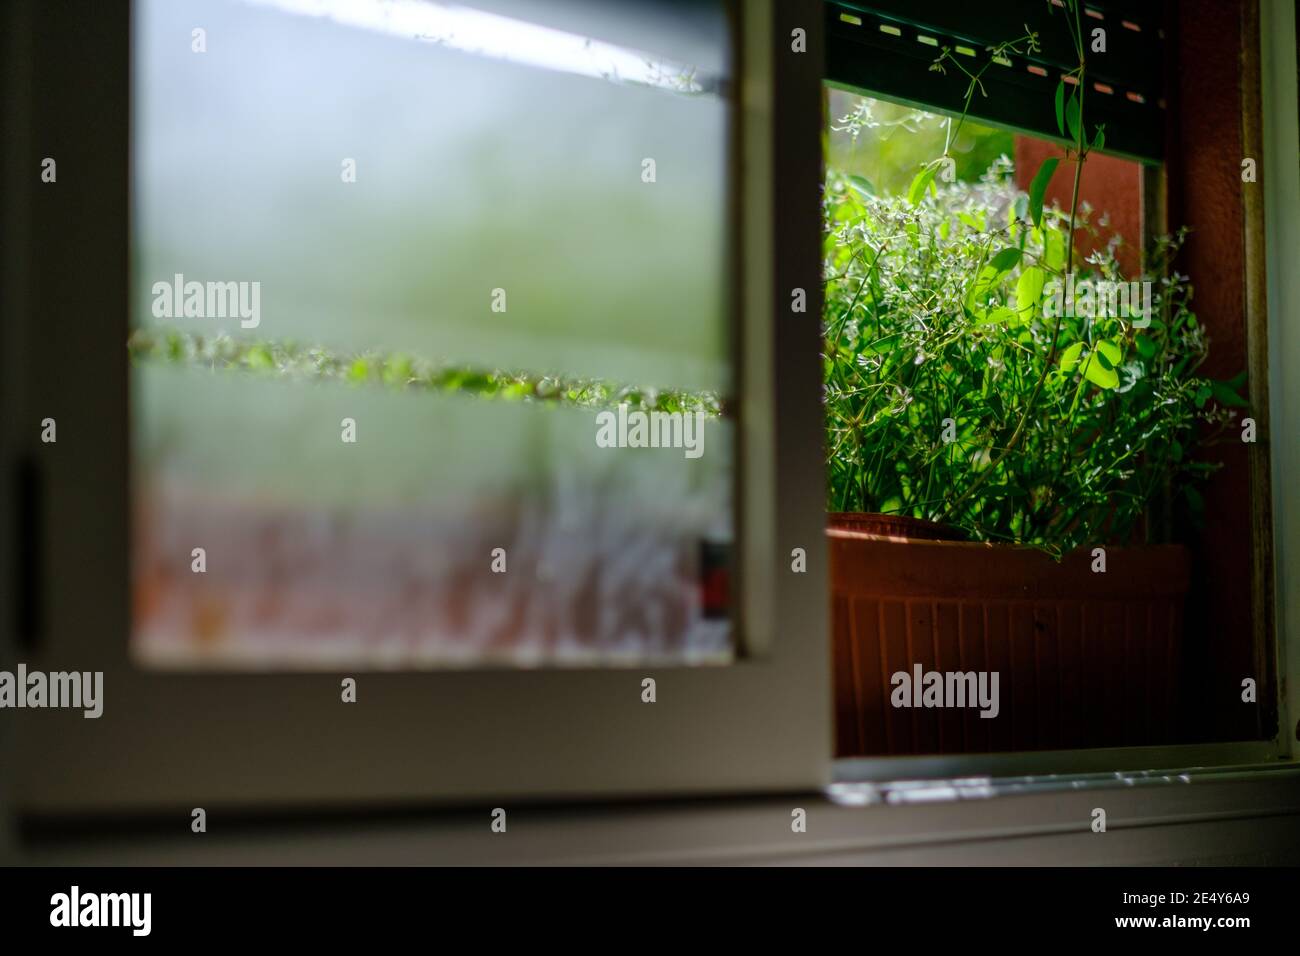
[8,0,836,815]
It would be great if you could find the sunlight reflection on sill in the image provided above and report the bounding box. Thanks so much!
[825,766,1292,807]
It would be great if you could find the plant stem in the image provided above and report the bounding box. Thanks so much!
[941,1,1087,527]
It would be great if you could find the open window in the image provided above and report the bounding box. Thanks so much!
[824,0,1286,773]
[2,0,1296,828]
[5,0,832,814]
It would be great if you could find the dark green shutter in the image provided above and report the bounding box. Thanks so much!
[827,0,1165,163]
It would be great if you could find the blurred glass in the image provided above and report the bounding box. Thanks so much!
[131,0,734,668]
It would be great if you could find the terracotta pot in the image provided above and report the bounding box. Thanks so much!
[828,529,1191,757]
[828,512,965,541]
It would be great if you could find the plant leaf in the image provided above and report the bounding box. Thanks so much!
[1015,266,1046,317]
[1210,381,1250,408]
[1083,352,1120,389]
[966,264,1005,309]
[1065,92,1081,144]
[1058,341,1085,373]
[1028,157,1059,227]
[976,306,1018,326]
[1043,227,1067,271]
[989,247,1023,273]
[1095,338,1123,369]
[1054,80,1066,137]
[247,344,275,371]
[907,163,939,206]
[848,174,876,197]
[1009,194,1028,228]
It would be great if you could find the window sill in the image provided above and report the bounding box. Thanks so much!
[18,764,1300,866]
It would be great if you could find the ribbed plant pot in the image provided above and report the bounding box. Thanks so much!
[828,518,1191,757]
[827,512,965,541]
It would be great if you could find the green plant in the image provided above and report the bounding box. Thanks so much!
[823,1,1245,556]
[127,327,722,418]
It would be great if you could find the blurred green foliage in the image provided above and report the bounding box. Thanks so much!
[128,328,722,418]
[825,91,1015,197]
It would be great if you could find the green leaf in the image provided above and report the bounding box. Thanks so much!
[1082,352,1119,389]
[1043,227,1067,271]
[975,306,1018,326]
[989,247,1022,272]
[1210,381,1250,408]
[1095,338,1123,370]
[966,264,1005,309]
[1091,123,1106,151]
[1058,341,1085,373]
[1015,266,1046,317]
[1054,80,1066,137]
[1028,157,1059,228]
[1065,92,1081,144]
[907,163,939,206]
[1008,194,1028,228]
[382,354,413,386]
[848,174,876,197]
[1134,334,1156,359]
[247,344,275,371]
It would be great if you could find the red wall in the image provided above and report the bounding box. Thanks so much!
[1013,137,1142,277]
[1011,0,1264,744]
[1163,0,1261,743]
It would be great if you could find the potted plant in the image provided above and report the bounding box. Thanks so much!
[824,3,1248,756]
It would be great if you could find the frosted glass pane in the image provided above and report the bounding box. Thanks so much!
[130,0,735,668]
[133,0,730,390]
[133,371,732,666]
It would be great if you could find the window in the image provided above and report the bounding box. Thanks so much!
[9,0,832,813]
[131,0,735,669]
[4,0,1295,821]
[823,0,1285,771]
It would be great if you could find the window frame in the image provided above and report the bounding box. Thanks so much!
[8,0,835,816]
[1260,0,1300,765]
[822,0,1299,781]
[4,0,1296,821]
